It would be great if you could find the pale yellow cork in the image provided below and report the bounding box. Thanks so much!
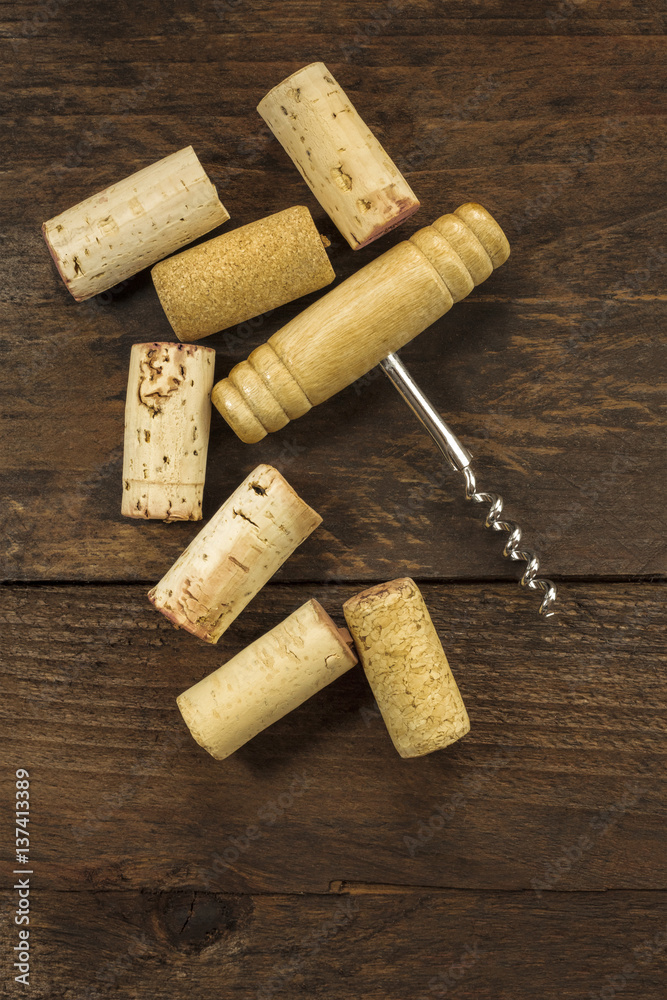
[43,146,229,301]
[121,341,215,522]
[343,578,470,758]
[177,599,358,760]
[151,205,336,341]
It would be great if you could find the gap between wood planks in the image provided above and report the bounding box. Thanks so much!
[1,885,664,896]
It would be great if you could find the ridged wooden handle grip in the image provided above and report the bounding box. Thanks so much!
[212,203,510,444]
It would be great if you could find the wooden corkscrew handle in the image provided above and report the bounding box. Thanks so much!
[211,203,510,443]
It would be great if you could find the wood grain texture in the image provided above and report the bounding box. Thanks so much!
[1,297,663,581]
[1,19,664,581]
[212,203,509,443]
[0,888,665,999]
[0,4,665,997]
[1,582,664,894]
[1,2,666,46]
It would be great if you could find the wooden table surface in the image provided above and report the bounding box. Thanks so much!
[1,2,665,997]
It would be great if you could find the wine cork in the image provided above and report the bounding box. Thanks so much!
[121,342,215,522]
[258,62,420,250]
[43,146,229,301]
[343,578,470,758]
[148,464,322,643]
[177,599,358,759]
[151,206,336,341]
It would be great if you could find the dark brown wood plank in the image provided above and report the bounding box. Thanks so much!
[1,295,663,581]
[1,29,665,581]
[1,582,664,893]
[1,7,664,999]
[1,0,665,47]
[1,888,665,999]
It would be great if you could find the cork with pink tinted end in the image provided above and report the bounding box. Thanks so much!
[43,146,229,301]
[148,464,322,643]
[258,62,419,250]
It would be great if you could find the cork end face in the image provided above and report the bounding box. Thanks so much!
[148,589,220,644]
[248,465,323,533]
[130,340,215,357]
[151,262,184,339]
[394,709,471,759]
[185,144,230,226]
[121,490,204,522]
[309,599,359,667]
[176,693,230,760]
[351,196,421,250]
[42,220,86,300]
[343,577,416,614]
[257,61,330,113]
[121,503,203,522]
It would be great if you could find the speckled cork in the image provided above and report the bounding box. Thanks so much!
[42,146,229,302]
[151,205,336,341]
[258,62,420,250]
[343,578,470,759]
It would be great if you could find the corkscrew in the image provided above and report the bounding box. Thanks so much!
[380,353,558,617]
[210,203,557,616]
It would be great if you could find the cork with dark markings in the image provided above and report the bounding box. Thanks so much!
[258,61,420,249]
[121,341,215,521]
[147,464,322,642]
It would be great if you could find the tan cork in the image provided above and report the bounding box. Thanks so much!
[151,205,336,341]
[177,599,358,760]
[148,464,322,644]
[258,62,420,250]
[343,578,470,758]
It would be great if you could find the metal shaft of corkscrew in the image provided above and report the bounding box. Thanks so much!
[380,352,558,618]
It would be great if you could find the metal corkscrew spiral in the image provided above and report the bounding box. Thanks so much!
[380,353,558,618]
[461,466,558,616]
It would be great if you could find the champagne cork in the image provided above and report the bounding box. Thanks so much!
[43,146,229,301]
[148,464,322,643]
[343,578,470,758]
[177,599,358,760]
[151,206,336,341]
[258,62,420,250]
[121,342,215,522]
